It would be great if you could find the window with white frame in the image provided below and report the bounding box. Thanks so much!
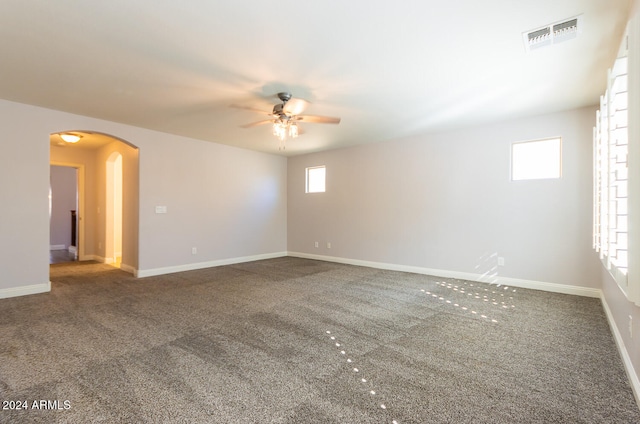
[594,53,629,289]
[511,137,562,181]
[306,166,326,193]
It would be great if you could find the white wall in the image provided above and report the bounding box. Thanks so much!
[288,106,601,290]
[137,132,288,274]
[49,166,77,248]
[0,101,53,295]
[0,99,287,296]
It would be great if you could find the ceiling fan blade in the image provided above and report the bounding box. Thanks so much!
[296,115,341,124]
[240,120,274,128]
[283,98,309,116]
[230,104,271,115]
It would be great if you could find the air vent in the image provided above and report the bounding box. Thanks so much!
[523,15,583,52]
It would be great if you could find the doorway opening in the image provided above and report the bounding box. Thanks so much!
[49,130,139,275]
[49,165,80,264]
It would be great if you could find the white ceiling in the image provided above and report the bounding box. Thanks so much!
[1,0,631,156]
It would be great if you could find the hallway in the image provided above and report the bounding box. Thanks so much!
[49,249,76,264]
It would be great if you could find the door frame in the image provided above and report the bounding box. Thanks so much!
[50,161,86,260]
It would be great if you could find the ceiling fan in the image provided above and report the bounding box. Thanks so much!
[235,92,341,149]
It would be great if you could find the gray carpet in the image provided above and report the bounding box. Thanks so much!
[0,257,639,423]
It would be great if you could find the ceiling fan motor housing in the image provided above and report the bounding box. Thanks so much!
[273,103,285,116]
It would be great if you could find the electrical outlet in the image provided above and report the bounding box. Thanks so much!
[629,315,633,338]
[192,247,197,255]
[498,257,505,266]
[327,242,331,249]
[314,241,319,248]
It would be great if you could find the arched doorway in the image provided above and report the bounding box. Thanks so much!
[50,131,139,274]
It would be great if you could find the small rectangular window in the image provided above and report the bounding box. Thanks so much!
[511,137,562,181]
[306,166,326,193]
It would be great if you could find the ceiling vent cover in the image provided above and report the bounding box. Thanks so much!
[523,15,583,52]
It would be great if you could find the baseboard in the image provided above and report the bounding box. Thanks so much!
[120,263,136,275]
[88,255,115,264]
[287,252,602,298]
[80,254,101,262]
[600,296,640,408]
[136,251,288,278]
[0,281,51,299]
[50,244,66,251]
[82,255,135,275]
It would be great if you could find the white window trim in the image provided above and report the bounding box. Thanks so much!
[594,31,635,302]
[511,137,562,181]
[627,16,640,306]
[305,165,326,193]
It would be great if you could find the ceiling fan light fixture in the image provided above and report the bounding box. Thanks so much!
[60,133,82,143]
[289,122,298,138]
[239,91,340,150]
[273,121,287,141]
